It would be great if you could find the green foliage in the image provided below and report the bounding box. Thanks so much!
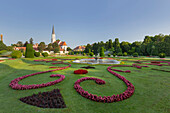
[100,47,105,57]
[123,52,127,56]
[34,52,40,57]
[89,52,94,57]
[54,47,60,53]
[47,43,53,52]
[0,41,7,51]
[25,44,34,58]
[113,53,116,57]
[7,46,13,51]
[29,38,33,45]
[11,50,22,58]
[159,53,165,58]
[42,52,48,57]
[83,53,86,56]
[117,52,123,56]
[108,53,111,57]
[71,51,74,55]
[84,44,92,53]
[133,52,139,57]
[0,50,7,54]
[67,47,72,51]
[23,51,25,56]
[38,42,46,53]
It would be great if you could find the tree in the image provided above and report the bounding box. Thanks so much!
[100,47,105,57]
[0,41,7,51]
[120,41,130,53]
[108,39,113,49]
[38,42,46,53]
[54,47,60,53]
[29,38,33,45]
[25,44,34,58]
[47,43,53,52]
[17,41,23,47]
[67,47,72,51]
[113,38,120,53]
[24,41,29,47]
[92,43,98,55]
[52,41,59,49]
[84,44,92,53]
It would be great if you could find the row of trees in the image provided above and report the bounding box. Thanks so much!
[84,34,170,56]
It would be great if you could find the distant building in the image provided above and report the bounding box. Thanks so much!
[51,26,68,54]
[13,47,26,51]
[73,46,85,52]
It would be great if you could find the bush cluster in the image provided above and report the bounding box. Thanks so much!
[159,53,165,58]
[11,51,22,58]
[133,52,138,57]
[34,52,40,57]
[42,52,48,57]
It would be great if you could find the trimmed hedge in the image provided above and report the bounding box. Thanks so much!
[133,52,138,57]
[89,52,94,57]
[42,52,48,57]
[108,53,111,57]
[25,44,34,58]
[11,50,22,58]
[34,52,40,57]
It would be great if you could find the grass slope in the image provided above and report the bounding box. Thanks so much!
[0,57,169,113]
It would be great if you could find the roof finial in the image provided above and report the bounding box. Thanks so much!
[52,25,55,34]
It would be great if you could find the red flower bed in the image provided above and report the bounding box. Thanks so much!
[74,69,88,74]
[52,59,58,61]
[74,65,135,103]
[151,61,160,64]
[9,62,71,90]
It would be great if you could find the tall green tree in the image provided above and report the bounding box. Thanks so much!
[25,44,34,58]
[100,47,105,57]
[17,41,23,47]
[29,38,33,45]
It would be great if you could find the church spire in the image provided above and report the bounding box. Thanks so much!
[52,25,55,34]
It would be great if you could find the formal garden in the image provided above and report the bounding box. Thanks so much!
[0,53,170,113]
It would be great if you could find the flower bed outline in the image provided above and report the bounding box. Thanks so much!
[9,62,71,90]
[74,65,136,103]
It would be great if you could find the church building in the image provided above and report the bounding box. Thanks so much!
[51,26,68,54]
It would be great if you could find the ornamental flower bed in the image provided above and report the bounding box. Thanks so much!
[74,65,135,103]
[9,74,65,90]
[9,62,71,90]
[80,66,95,69]
[20,89,66,108]
[74,69,88,74]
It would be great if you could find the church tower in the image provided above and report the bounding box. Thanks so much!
[51,25,56,43]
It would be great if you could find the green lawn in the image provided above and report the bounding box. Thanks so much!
[0,56,169,113]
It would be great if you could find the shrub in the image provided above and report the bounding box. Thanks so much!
[159,53,165,58]
[117,52,123,56]
[108,53,111,57]
[100,47,105,57]
[42,52,48,57]
[71,51,74,55]
[89,52,94,57]
[76,53,79,55]
[83,53,86,56]
[11,50,22,58]
[25,44,34,58]
[133,52,138,57]
[34,52,40,57]
[113,53,116,57]
[123,52,127,56]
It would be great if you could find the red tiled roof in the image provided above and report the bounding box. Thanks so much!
[14,47,26,51]
[59,41,67,46]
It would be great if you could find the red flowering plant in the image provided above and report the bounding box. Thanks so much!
[9,62,71,90]
[74,65,135,103]
[74,69,88,74]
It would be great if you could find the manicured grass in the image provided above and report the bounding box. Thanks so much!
[0,56,169,113]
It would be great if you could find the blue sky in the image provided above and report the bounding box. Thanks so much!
[0,0,170,48]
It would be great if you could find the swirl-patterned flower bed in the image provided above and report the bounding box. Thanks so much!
[9,62,71,90]
[9,74,65,90]
[74,65,135,103]
[20,89,66,108]
[74,69,88,74]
